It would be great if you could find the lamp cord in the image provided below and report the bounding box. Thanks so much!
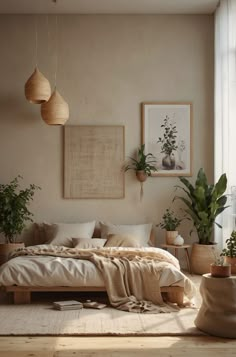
[54,15,58,89]
[35,15,38,67]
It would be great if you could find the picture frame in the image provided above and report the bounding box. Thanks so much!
[142,102,193,177]
[64,125,125,198]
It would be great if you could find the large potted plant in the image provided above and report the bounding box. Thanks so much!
[174,168,228,274]
[221,230,236,274]
[0,176,40,264]
[157,208,183,244]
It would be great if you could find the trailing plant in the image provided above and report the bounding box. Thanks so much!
[221,230,236,258]
[124,144,157,176]
[0,176,40,243]
[174,168,228,245]
[157,115,178,156]
[157,208,182,231]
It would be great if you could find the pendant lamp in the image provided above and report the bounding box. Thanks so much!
[24,16,51,104]
[41,15,69,126]
[41,88,69,125]
[25,66,51,104]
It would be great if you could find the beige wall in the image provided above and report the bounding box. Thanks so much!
[0,15,214,245]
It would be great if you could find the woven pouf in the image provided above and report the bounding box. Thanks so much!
[195,273,236,338]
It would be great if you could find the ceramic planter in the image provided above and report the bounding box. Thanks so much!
[210,263,231,278]
[225,257,236,274]
[166,231,178,245]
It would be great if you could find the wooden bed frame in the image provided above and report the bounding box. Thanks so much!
[4,285,184,306]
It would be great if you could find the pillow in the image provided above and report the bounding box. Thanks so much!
[105,234,142,247]
[43,221,96,247]
[99,222,153,247]
[72,238,107,249]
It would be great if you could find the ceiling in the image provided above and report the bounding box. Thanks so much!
[0,0,219,15]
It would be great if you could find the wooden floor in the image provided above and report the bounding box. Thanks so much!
[0,336,236,356]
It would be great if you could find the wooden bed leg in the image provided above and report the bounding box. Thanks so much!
[166,291,184,307]
[13,291,31,304]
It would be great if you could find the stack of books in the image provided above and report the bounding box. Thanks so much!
[53,300,83,311]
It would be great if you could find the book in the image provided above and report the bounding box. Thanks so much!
[53,300,83,311]
[83,300,107,310]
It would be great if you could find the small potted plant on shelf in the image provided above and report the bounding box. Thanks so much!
[0,176,40,264]
[124,144,157,199]
[210,247,231,278]
[220,230,236,274]
[157,208,183,245]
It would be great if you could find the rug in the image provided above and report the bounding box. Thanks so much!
[0,275,204,336]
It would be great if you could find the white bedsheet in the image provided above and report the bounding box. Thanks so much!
[0,245,195,296]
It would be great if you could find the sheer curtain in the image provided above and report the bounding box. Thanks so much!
[214,0,236,248]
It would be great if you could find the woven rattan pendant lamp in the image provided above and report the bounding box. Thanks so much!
[25,17,51,104]
[41,15,69,125]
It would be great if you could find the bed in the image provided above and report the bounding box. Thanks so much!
[0,221,196,312]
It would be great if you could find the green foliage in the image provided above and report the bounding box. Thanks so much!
[124,144,158,176]
[174,168,228,245]
[157,115,178,156]
[221,230,236,258]
[0,176,40,243]
[157,208,182,231]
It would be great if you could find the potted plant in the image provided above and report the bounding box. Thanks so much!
[124,144,157,182]
[124,144,157,199]
[0,176,40,264]
[220,230,236,274]
[157,115,178,170]
[210,247,231,278]
[174,167,229,274]
[157,208,183,244]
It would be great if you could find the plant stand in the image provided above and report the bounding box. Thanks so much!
[160,244,192,274]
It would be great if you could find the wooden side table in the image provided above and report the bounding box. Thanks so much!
[160,244,192,274]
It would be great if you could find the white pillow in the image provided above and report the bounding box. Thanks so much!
[99,222,152,247]
[72,238,107,249]
[43,221,96,247]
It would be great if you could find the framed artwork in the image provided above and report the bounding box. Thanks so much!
[142,102,193,176]
[64,125,125,198]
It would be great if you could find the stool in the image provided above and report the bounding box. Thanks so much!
[160,244,191,274]
[195,273,236,338]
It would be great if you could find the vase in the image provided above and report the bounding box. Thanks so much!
[162,153,175,170]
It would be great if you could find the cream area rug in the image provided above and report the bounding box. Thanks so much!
[0,275,204,336]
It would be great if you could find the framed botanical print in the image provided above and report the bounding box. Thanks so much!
[142,102,193,176]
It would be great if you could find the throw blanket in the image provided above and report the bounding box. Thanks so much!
[10,246,187,313]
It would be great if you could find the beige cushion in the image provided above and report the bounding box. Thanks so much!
[100,222,152,247]
[105,234,142,247]
[72,238,107,249]
[43,222,96,247]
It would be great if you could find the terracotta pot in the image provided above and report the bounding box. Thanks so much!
[166,231,178,245]
[136,170,147,182]
[225,257,236,274]
[0,242,25,265]
[190,243,217,275]
[210,263,231,278]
